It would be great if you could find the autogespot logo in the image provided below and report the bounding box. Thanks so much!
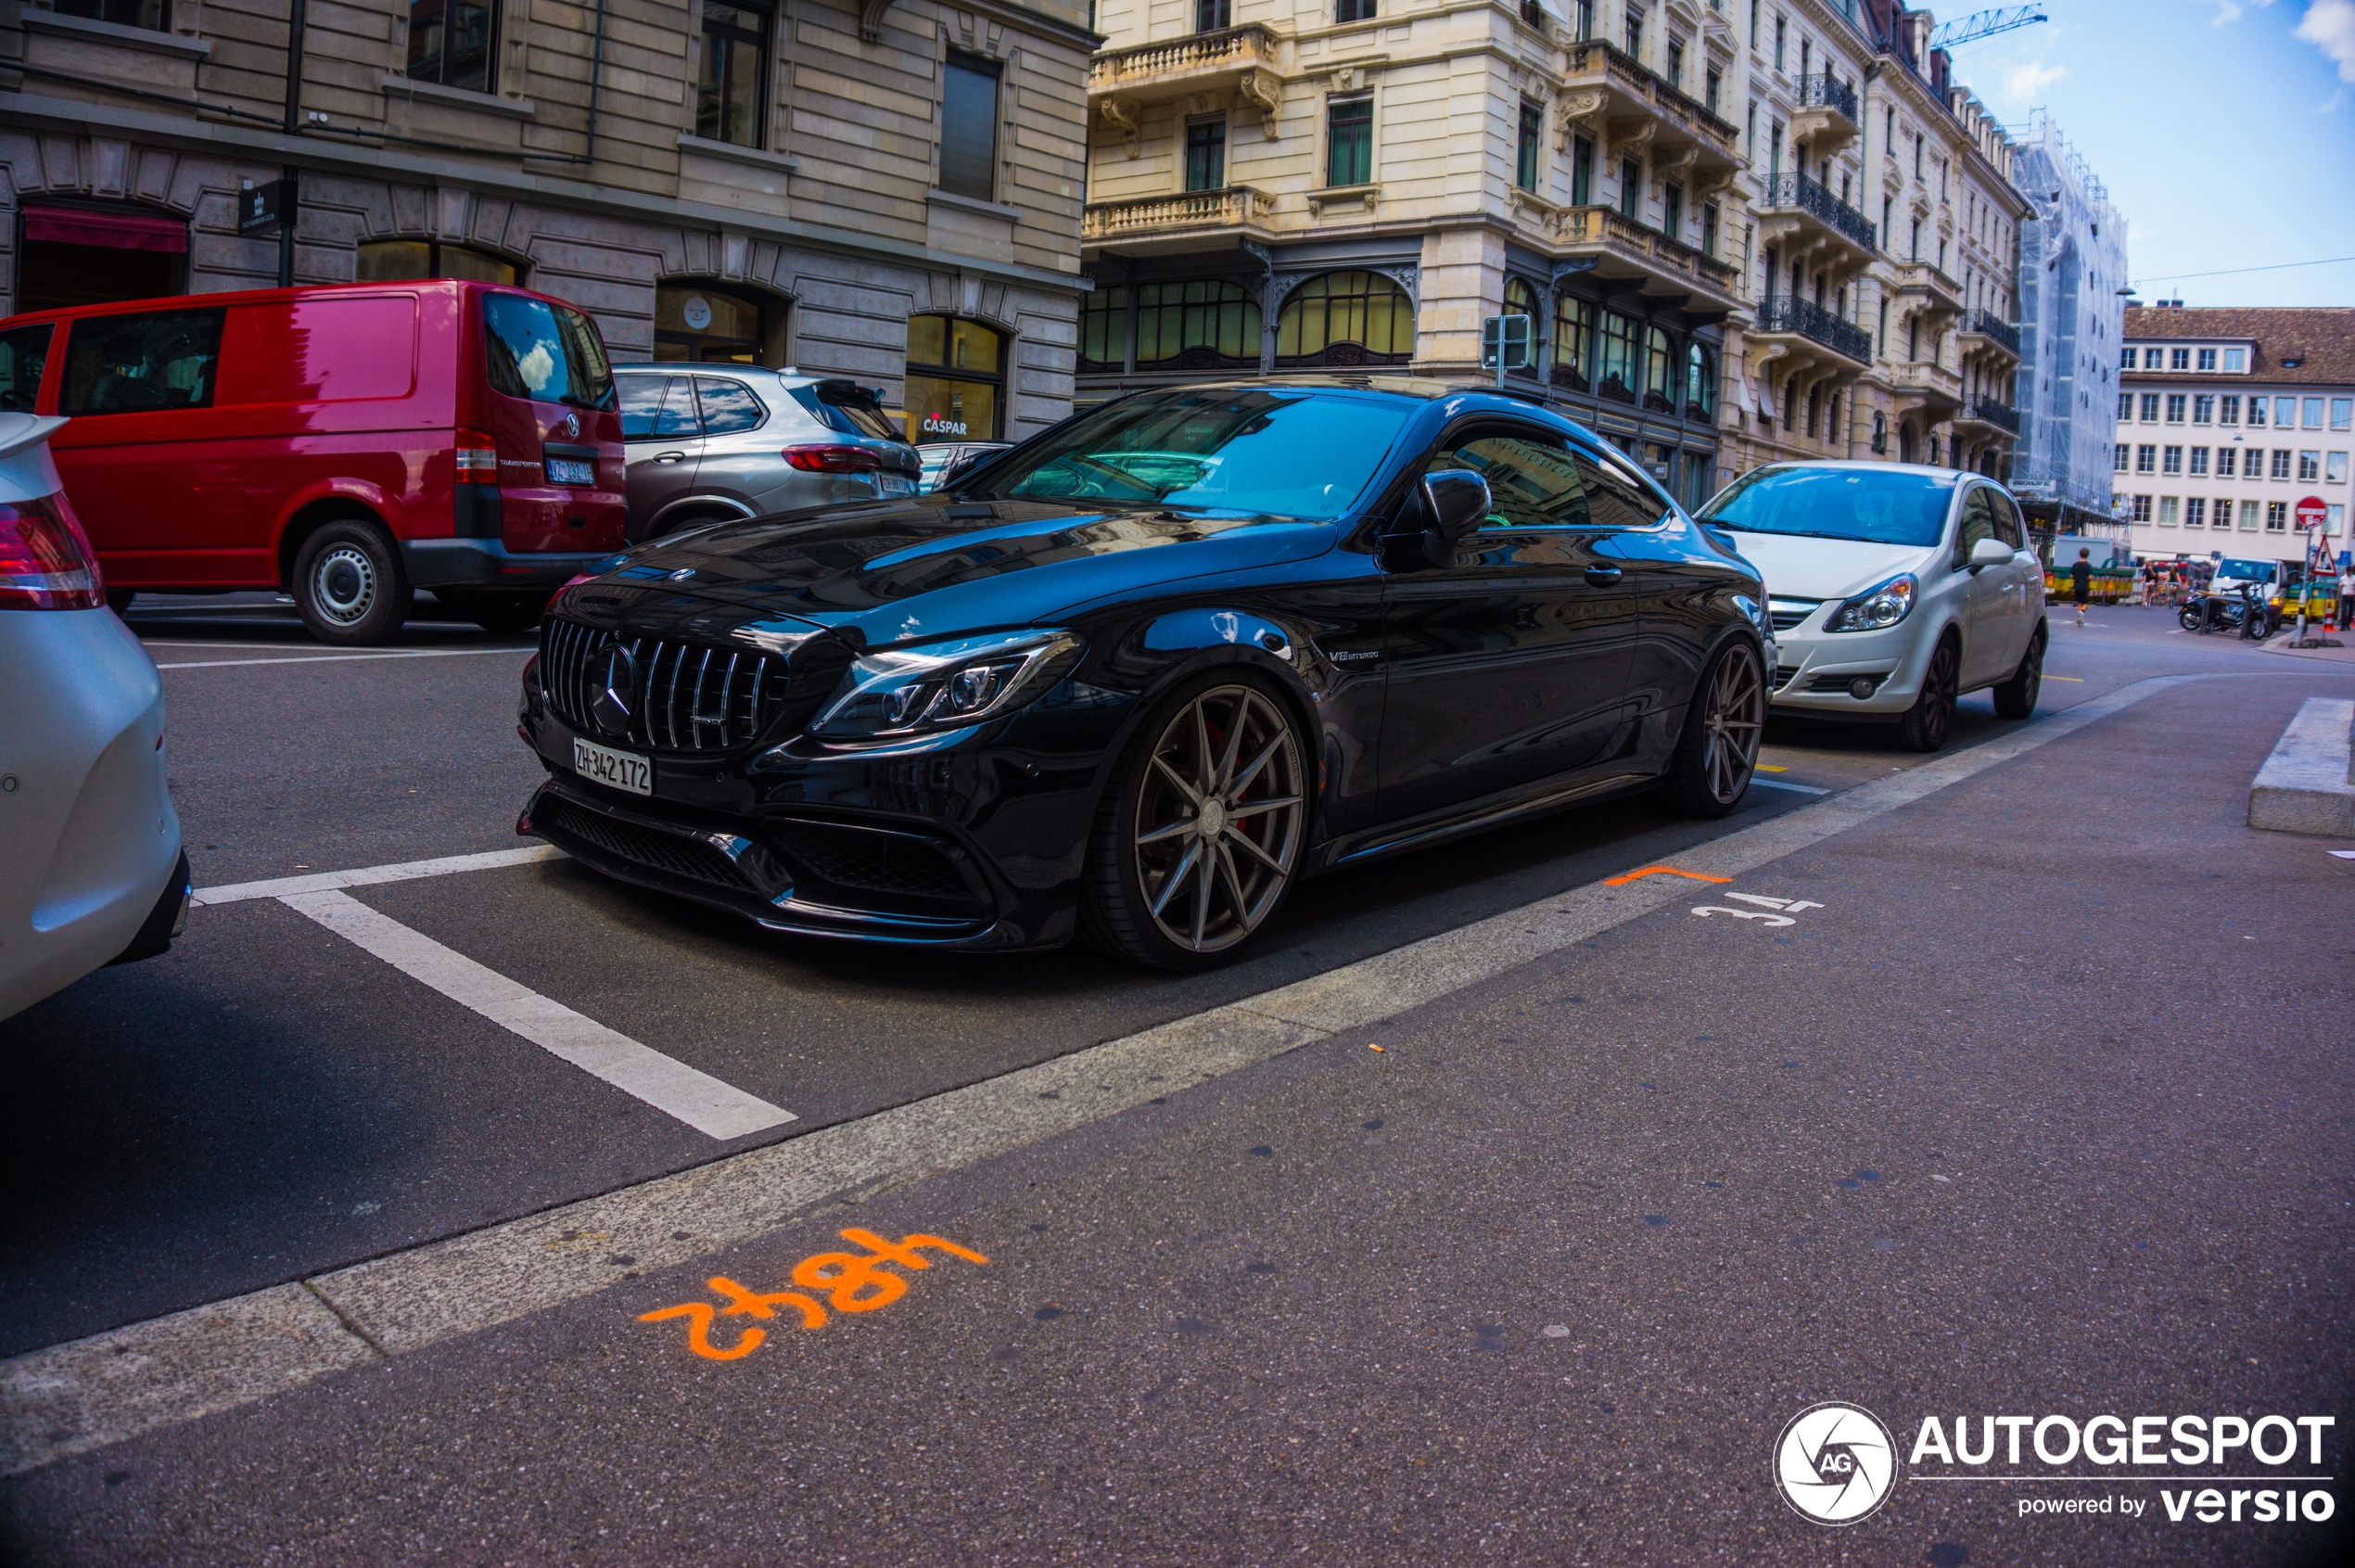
[1776,1402,1901,1524]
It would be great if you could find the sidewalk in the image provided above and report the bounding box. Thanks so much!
[2260,627,2355,665]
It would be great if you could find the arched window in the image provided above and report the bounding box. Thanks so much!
[1643,325,1676,412]
[1594,311,1639,402]
[1684,341,1717,418]
[655,283,783,364]
[1898,421,1918,464]
[1552,295,1593,389]
[1274,271,1415,368]
[1871,409,1889,453]
[356,238,518,286]
[904,314,1004,443]
[1136,280,1262,369]
[1503,278,1541,377]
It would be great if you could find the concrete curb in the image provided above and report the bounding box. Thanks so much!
[2248,697,2355,837]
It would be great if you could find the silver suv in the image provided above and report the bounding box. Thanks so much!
[615,366,922,542]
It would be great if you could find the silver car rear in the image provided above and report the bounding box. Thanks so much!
[615,367,922,542]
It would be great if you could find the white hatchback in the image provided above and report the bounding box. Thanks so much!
[1699,463,2046,751]
[0,412,188,1022]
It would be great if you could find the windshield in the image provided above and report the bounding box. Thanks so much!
[483,293,616,410]
[2216,557,2273,581]
[1702,466,1956,548]
[960,389,1412,520]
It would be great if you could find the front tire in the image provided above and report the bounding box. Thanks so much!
[2178,604,2203,631]
[1080,674,1308,970]
[1991,622,2044,720]
[1895,634,1960,753]
[293,519,413,646]
[1661,639,1766,819]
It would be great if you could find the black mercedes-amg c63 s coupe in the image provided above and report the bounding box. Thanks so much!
[516,379,1771,968]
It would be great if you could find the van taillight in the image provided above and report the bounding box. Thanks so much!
[782,444,884,474]
[456,427,500,483]
[0,493,105,611]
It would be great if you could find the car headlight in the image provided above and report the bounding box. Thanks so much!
[808,629,1084,739]
[1823,573,1917,633]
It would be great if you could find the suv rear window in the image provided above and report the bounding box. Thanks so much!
[791,380,902,442]
[61,308,223,414]
[482,293,615,410]
[0,323,50,413]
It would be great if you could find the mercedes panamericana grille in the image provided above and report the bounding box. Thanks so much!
[516,382,1770,968]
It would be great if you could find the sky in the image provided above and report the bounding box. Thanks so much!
[1938,0,2355,307]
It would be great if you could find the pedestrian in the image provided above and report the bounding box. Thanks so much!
[2070,547,2092,627]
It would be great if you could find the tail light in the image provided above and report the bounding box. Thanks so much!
[0,492,105,610]
[783,444,885,474]
[456,427,500,483]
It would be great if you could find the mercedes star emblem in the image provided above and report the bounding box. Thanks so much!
[592,643,638,738]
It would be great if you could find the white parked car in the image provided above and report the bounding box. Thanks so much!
[1698,463,2046,751]
[0,412,188,1022]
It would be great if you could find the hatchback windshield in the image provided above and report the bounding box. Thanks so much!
[962,389,1411,519]
[1702,466,1957,548]
[483,293,616,410]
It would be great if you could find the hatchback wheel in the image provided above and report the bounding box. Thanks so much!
[1661,639,1765,818]
[1082,677,1307,969]
[294,520,413,645]
[1896,635,1960,752]
[1991,625,2043,720]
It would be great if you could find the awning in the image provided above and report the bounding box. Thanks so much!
[23,206,188,253]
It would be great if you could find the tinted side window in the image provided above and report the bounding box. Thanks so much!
[1572,444,1670,529]
[0,324,52,413]
[1989,490,2026,550]
[61,309,223,415]
[694,376,766,435]
[1429,431,1587,529]
[1954,488,1997,563]
[619,376,699,440]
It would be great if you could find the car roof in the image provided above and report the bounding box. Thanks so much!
[0,276,567,328]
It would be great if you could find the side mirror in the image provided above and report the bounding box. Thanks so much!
[1968,537,2015,571]
[1407,468,1491,567]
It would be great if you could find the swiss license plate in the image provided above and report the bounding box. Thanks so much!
[880,473,915,498]
[546,457,596,486]
[573,736,651,796]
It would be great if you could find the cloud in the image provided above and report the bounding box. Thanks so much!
[2213,0,2274,22]
[2001,60,2069,103]
[2295,0,2355,89]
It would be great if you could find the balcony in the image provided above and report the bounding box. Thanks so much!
[1560,41,1740,178]
[1558,204,1742,311]
[1789,72,1859,154]
[1088,25,1282,137]
[1954,395,2021,437]
[1892,261,1963,324]
[1753,295,1871,367]
[1757,172,1876,270]
[1956,308,2020,361]
[1886,361,1963,409]
[1080,185,1275,252]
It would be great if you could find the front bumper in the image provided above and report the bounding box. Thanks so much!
[401,538,619,592]
[1767,612,1935,716]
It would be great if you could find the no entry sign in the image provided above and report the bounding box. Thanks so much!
[2296,494,2329,529]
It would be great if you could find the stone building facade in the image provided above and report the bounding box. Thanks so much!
[0,0,1095,442]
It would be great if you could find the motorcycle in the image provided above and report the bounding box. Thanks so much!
[2179,585,2277,639]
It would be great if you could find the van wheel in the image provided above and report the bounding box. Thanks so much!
[294,520,413,646]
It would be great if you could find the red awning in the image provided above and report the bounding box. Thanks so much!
[24,206,188,253]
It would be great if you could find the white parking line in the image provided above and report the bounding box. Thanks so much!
[155,647,536,670]
[194,847,567,907]
[1748,777,1832,796]
[279,889,794,1141]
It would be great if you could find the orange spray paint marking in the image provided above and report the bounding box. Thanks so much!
[639,1230,990,1359]
[1601,865,1735,887]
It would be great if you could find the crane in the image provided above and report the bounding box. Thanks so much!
[1926,5,2049,50]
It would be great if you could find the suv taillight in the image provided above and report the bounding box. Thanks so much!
[783,444,884,474]
[0,493,105,611]
[456,427,500,483]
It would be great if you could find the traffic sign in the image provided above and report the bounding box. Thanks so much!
[1481,313,1534,374]
[2295,494,2328,529]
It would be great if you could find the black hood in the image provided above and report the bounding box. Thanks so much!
[557,496,1339,648]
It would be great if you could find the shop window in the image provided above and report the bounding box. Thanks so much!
[905,315,1004,442]
[1136,280,1261,370]
[1078,286,1127,373]
[654,284,781,364]
[1643,325,1675,410]
[17,204,185,314]
[1594,311,1639,403]
[406,0,497,94]
[1685,341,1717,419]
[54,0,168,26]
[1551,295,1594,389]
[697,0,772,147]
[1273,271,1414,368]
[939,54,1001,201]
[356,239,518,286]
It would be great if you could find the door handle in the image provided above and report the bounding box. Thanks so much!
[652,451,688,465]
[1584,565,1623,586]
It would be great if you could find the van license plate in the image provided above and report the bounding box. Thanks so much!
[546,458,596,486]
[573,736,651,797]
[880,473,915,498]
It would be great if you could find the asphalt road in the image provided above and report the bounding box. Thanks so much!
[3,594,2351,1564]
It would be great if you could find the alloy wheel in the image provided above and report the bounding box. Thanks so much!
[311,543,379,627]
[1698,644,1766,805]
[1131,684,1305,954]
[1921,641,1958,748]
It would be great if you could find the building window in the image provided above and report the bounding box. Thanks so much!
[55,0,169,24]
[2193,394,2213,425]
[654,284,777,363]
[1773,13,1785,69]
[1665,36,1684,90]
[1644,325,1675,411]
[2134,444,2155,474]
[2197,348,2217,371]
[1661,182,1683,244]
[1700,201,1719,258]
[356,238,518,285]
[1574,0,1594,41]
[2304,397,2325,429]
[2277,396,2299,427]
[2223,348,2246,372]
[1704,66,1721,115]
[2144,347,2164,369]
[2330,452,2350,484]
[406,0,497,93]
[1194,0,1229,30]
[1595,311,1640,402]
[2120,347,2134,370]
[1077,286,1127,373]
[1136,280,1262,369]
[1336,0,1376,20]
[2113,443,2129,473]
[1326,96,1373,186]
[2140,393,2159,423]
[938,54,1001,201]
[2117,393,2132,421]
[2272,449,2292,479]
[2249,398,2268,427]
[2158,496,2179,526]
[1619,157,1642,220]
[2162,445,2182,475]
[1686,340,1717,418]
[1625,6,1644,57]
[2332,397,2352,430]
[2220,395,2240,426]
[1185,120,1227,192]
[2217,448,2237,478]
[2185,496,2206,528]
[2190,446,2209,476]
[695,0,772,147]
[1516,99,1544,192]
[2240,499,2261,529]
[1552,294,1594,385]
[904,315,1004,442]
[2265,501,2288,530]
[2165,394,2185,424]
[1274,271,1415,367]
[2170,348,2189,370]
[2130,494,2151,523]
[2299,450,2321,482]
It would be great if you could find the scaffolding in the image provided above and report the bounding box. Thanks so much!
[2009,110,2128,525]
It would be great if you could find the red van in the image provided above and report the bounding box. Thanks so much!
[0,279,626,643]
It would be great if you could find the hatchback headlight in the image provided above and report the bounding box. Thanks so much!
[809,630,1084,738]
[1823,573,1917,633]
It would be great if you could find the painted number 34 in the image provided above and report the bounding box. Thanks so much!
[1690,893,1823,928]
